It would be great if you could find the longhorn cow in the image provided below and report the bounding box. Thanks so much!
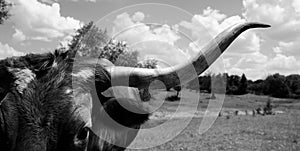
[0,22,270,151]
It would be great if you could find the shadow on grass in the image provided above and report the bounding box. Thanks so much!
[165,95,180,102]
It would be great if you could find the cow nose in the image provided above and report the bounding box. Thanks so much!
[74,126,90,147]
[77,127,89,141]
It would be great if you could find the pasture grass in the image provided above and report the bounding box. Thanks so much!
[127,89,300,151]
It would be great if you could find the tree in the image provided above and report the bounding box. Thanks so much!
[161,72,180,91]
[264,73,290,98]
[248,79,264,95]
[286,74,300,98]
[237,73,248,95]
[67,21,109,57]
[199,74,211,93]
[66,21,139,66]
[135,58,158,102]
[0,0,11,24]
[186,73,211,92]
[100,40,128,64]
[114,50,139,67]
[135,58,158,69]
[226,74,240,94]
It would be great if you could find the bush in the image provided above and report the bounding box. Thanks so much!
[264,74,290,98]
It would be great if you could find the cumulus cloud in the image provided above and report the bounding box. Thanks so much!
[178,6,270,79]
[272,39,300,57]
[0,42,24,59]
[265,54,300,72]
[179,7,261,54]
[10,0,82,42]
[232,53,300,80]
[111,12,187,65]
[131,11,145,22]
[12,28,26,42]
[183,1,300,79]
[293,0,300,13]
[134,41,190,66]
[110,2,300,79]
[237,0,300,79]
[111,8,282,79]
[112,12,180,46]
[243,0,300,42]
[226,51,300,80]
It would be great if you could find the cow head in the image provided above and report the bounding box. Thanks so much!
[0,22,270,151]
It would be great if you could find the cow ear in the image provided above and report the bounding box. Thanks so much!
[0,65,14,101]
[1,57,37,95]
[7,67,36,94]
[22,53,55,78]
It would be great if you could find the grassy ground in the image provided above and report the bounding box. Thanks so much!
[126,89,300,151]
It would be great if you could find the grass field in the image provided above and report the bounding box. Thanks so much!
[126,89,300,151]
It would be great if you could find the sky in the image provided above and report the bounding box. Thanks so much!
[0,0,299,80]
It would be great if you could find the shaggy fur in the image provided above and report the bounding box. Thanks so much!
[0,50,150,151]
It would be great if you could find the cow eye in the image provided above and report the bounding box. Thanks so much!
[76,127,89,141]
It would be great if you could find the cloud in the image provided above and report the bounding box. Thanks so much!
[178,7,269,80]
[133,41,190,66]
[0,42,24,59]
[180,7,229,37]
[293,0,300,13]
[265,54,300,72]
[179,7,260,55]
[211,51,269,80]
[110,11,198,67]
[226,52,300,80]
[12,28,26,42]
[237,0,300,79]
[111,12,186,65]
[10,0,82,42]
[243,0,300,42]
[184,2,300,80]
[111,9,272,79]
[58,32,76,48]
[131,12,145,22]
[111,3,299,80]
[112,12,180,45]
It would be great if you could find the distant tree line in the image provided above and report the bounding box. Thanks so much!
[186,73,300,99]
[249,73,300,98]
[53,21,300,99]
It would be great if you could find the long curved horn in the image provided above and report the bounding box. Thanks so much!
[105,22,270,89]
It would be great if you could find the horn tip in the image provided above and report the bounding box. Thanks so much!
[247,22,271,28]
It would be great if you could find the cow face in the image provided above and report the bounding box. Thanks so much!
[0,52,149,151]
[0,53,96,151]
